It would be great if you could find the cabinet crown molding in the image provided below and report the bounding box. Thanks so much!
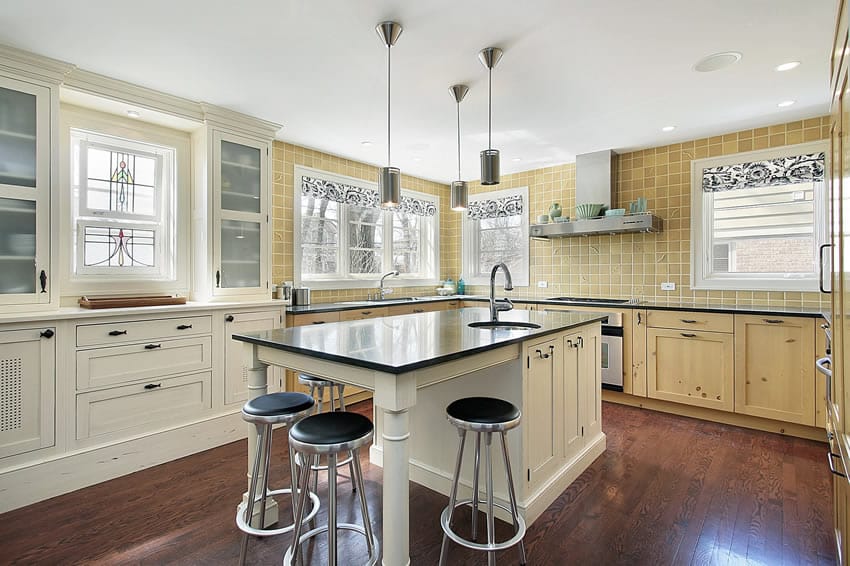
[0,43,75,85]
[200,102,282,140]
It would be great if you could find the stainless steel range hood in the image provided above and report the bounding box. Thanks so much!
[529,149,662,239]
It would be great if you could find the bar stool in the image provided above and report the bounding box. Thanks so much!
[237,392,321,565]
[439,397,527,566]
[285,411,379,566]
[298,373,356,492]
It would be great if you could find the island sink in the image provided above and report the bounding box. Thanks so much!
[468,320,542,330]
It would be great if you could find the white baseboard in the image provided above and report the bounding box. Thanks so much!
[0,412,246,513]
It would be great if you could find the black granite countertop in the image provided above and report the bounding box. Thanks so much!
[287,295,824,319]
[235,307,606,374]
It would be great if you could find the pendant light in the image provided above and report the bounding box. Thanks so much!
[376,21,403,207]
[478,47,503,185]
[449,84,469,211]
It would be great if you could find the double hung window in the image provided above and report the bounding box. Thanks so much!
[295,166,439,287]
[691,141,828,291]
[462,187,529,287]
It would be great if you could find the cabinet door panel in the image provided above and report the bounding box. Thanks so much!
[562,332,582,463]
[647,329,734,411]
[734,316,815,425]
[524,337,560,490]
[225,310,281,405]
[0,328,54,458]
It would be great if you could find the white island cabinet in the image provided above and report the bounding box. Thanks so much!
[234,307,606,566]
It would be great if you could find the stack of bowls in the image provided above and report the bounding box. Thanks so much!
[575,203,603,219]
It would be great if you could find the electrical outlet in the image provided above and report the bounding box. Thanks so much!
[660,282,676,291]
[537,281,548,288]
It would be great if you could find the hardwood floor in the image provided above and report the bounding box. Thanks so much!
[0,401,836,565]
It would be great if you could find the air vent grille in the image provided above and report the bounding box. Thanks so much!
[0,357,23,432]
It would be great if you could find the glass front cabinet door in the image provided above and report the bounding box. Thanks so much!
[212,131,269,297]
[0,75,51,305]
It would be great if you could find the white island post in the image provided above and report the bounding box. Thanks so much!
[236,307,606,566]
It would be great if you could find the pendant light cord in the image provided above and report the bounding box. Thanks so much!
[387,45,392,167]
[457,101,462,180]
[488,65,492,150]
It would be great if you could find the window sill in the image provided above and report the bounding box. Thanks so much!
[298,278,440,291]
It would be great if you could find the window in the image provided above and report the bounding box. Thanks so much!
[70,129,178,283]
[294,166,439,288]
[691,141,828,291]
[462,187,529,287]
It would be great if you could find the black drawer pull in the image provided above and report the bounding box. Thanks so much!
[225,315,234,322]
[312,321,326,325]
[144,343,161,350]
[681,333,697,338]
[829,451,847,478]
[535,349,550,359]
[681,319,698,324]
[176,324,193,330]
[764,319,784,324]
[413,309,425,313]
[109,330,128,336]
[144,383,162,390]
[40,329,54,339]
[361,311,372,315]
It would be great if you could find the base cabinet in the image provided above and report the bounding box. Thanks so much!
[0,327,55,458]
[223,310,282,406]
[647,328,734,412]
[734,315,816,426]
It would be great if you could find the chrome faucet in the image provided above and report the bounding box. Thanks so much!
[379,270,399,300]
[489,263,514,322]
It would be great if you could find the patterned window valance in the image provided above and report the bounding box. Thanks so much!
[301,175,435,216]
[702,152,825,192]
[467,194,524,220]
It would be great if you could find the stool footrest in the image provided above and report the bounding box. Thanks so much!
[440,498,527,552]
[283,523,380,566]
[236,487,320,537]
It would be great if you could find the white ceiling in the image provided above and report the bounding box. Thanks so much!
[0,0,835,184]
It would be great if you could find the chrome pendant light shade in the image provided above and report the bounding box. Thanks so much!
[376,21,403,207]
[479,47,503,186]
[449,84,470,211]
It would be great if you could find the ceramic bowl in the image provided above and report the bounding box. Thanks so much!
[604,208,626,217]
[575,203,603,219]
[554,216,570,223]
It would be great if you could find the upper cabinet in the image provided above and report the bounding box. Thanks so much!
[0,67,61,308]
[192,112,278,302]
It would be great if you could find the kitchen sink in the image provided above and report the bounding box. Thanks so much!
[337,297,421,305]
[468,321,542,330]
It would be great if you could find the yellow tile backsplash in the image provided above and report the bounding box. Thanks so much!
[273,116,829,309]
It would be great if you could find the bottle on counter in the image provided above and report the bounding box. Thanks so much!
[457,277,466,295]
[444,278,455,294]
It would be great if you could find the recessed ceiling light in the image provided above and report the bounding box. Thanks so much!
[777,100,796,108]
[126,110,141,118]
[512,157,522,162]
[661,126,676,132]
[413,157,422,162]
[775,61,800,72]
[693,51,742,72]
[361,141,373,147]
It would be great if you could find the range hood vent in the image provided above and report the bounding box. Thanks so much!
[530,148,663,239]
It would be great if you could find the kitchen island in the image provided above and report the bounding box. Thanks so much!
[234,307,606,566]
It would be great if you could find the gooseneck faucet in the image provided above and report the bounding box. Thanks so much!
[379,270,400,300]
[489,262,514,322]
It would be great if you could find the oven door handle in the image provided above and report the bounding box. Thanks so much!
[817,356,832,406]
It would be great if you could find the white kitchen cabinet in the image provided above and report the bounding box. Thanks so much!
[193,126,273,302]
[223,309,282,406]
[524,335,560,491]
[0,74,52,306]
[0,326,55,458]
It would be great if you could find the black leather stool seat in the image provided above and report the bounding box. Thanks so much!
[243,392,314,417]
[290,412,373,446]
[446,397,520,424]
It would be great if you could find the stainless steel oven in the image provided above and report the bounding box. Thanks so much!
[545,298,626,391]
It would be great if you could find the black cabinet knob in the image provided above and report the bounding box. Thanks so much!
[40,329,54,339]
[226,315,234,322]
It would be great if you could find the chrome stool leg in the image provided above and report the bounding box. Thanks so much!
[501,431,527,565]
[239,424,266,565]
[352,449,376,557]
[471,431,481,540]
[328,452,338,566]
[485,432,495,566]
[439,428,467,566]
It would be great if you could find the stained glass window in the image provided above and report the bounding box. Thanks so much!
[82,226,155,268]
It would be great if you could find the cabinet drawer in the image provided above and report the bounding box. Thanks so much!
[76,315,212,347]
[387,304,430,316]
[645,310,733,333]
[76,371,212,441]
[339,307,388,321]
[77,336,212,390]
[289,312,341,326]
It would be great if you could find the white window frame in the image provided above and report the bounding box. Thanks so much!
[690,140,828,292]
[293,165,440,290]
[462,186,530,287]
[60,105,191,296]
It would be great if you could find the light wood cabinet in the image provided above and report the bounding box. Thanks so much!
[734,315,816,426]
[631,309,648,397]
[645,310,734,333]
[0,327,55,458]
[524,335,561,491]
[223,310,282,406]
[647,327,734,412]
[341,307,389,320]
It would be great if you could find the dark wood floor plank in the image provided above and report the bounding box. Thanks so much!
[0,401,836,565]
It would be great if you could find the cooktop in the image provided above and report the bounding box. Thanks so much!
[547,297,630,304]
